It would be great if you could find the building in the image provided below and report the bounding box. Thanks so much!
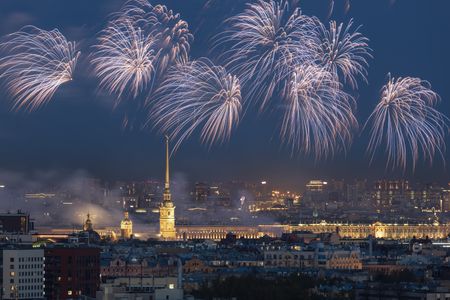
[302,180,329,211]
[120,211,133,239]
[160,136,176,240]
[0,211,32,234]
[291,221,450,239]
[96,277,183,300]
[194,182,209,202]
[1,248,44,299]
[264,245,362,270]
[371,180,410,212]
[44,246,101,300]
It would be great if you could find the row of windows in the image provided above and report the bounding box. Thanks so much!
[19,264,43,269]
[18,277,43,283]
[16,285,43,291]
[10,257,43,263]
[19,271,43,277]
[17,292,43,299]
[265,254,314,260]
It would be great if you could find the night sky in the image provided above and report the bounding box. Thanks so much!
[0,0,449,188]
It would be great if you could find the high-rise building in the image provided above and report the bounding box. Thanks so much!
[159,136,176,240]
[303,180,329,210]
[194,182,209,202]
[371,180,410,212]
[44,246,101,300]
[1,248,44,299]
[120,211,133,239]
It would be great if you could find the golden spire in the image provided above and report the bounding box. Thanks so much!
[165,135,170,191]
[163,135,172,203]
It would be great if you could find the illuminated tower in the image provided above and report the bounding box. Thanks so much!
[120,211,133,239]
[83,213,93,231]
[159,136,176,239]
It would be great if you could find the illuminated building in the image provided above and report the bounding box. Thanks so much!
[291,221,450,240]
[371,180,410,212]
[175,221,450,241]
[120,211,133,239]
[83,213,93,231]
[2,248,44,299]
[159,136,176,240]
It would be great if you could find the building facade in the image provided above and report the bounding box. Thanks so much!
[2,248,44,300]
[44,247,101,300]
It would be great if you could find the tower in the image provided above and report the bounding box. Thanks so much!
[83,213,93,231]
[120,211,133,239]
[159,136,176,239]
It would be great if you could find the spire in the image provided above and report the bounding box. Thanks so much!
[165,135,170,191]
[163,135,172,203]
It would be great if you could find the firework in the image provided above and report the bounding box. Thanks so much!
[281,64,357,158]
[316,19,371,89]
[213,0,319,110]
[92,0,193,100]
[151,58,242,151]
[91,20,156,99]
[0,26,79,111]
[366,75,447,170]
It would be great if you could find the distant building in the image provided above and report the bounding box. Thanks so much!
[264,245,362,270]
[44,246,101,300]
[0,211,33,234]
[1,248,44,299]
[96,277,183,300]
[371,180,410,212]
[303,180,329,211]
[120,211,133,239]
[194,182,209,202]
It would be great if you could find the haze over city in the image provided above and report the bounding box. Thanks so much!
[0,1,450,300]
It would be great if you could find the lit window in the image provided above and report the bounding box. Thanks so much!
[168,284,174,289]
[68,290,72,296]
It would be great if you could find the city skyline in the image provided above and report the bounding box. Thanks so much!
[0,0,449,187]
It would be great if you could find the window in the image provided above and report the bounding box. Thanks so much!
[10,257,14,262]
[10,265,14,269]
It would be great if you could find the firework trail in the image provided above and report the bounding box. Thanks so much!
[366,75,447,171]
[281,64,357,158]
[92,0,193,101]
[316,19,371,89]
[0,26,79,111]
[213,0,319,110]
[151,58,242,152]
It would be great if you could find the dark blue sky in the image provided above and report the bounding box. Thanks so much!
[0,0,449,188]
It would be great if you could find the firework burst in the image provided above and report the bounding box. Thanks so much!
[151,58,242,151]
[213,0,319,110]
[0,26,79,111]
[281,64,357,159]
[366,75,447,171]
[316,19,371,89]
[92,0,193,101]
[91,20,156,99]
